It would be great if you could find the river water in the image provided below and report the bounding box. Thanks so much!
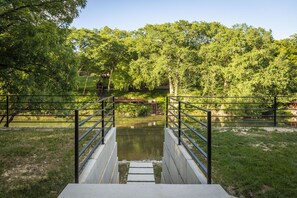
[116,116,164,161]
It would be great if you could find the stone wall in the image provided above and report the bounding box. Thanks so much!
[161,128,207,184]
[79,127,119,184]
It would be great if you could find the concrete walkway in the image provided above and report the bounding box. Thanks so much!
[59,184,230,198]
[127,161,155,184]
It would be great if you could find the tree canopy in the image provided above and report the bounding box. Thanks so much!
[70,21,297,96]
[0,0,86,95]
[1,1,296,98]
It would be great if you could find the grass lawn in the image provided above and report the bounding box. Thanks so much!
[0,127,297,197]
[0,128,74,198]
[212,128,297,198]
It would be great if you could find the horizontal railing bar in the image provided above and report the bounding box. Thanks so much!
[211,121,275,123]
[79,119,103,141]
[188,102,269,105]
[181,120,208,142]
[103,116,113,128]
[181,130,207,158]
[79,136,103,173]
[5,120,73,123]
[2,94,97,97]
[168,116,179,129]
[168,103,178,110]
[77,96,113,111]
[79,130,102,157]
[189,115,275,118]
[105,108,114,117]
[180,138,207,174]
[168,110,178,119]
[5,101,91,104]
[179,101,210,112]
[79,110,101,126]
[180,110,207,127]
[168,96,272,99]
[181,108,274,111]
[3,114,74,117]
[5,108,99,111]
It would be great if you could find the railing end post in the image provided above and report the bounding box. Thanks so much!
[74,109,79,183]
[112,96,115,127]
[207,110,212,184]
[101,100,105,144]
[166,96,168,128]
[178,100,181,145]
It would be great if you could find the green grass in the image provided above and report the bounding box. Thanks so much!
[1,127,297,197]
[0,128,74,198]
[212,128,297,197]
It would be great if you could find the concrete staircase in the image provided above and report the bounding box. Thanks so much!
[127,161,155,184]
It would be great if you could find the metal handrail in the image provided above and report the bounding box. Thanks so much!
[74,96,115,183]
[1,95,296,127]
[166,96,212,184]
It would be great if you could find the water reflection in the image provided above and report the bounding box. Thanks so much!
[117,118,164,161]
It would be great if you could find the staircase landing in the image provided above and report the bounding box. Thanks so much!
[59,184,230,198]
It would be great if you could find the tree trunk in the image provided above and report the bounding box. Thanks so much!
[108,68,113,92]
[83,76,89,95]
[4,112,18,127]
[0,115,5,124]
[174,79,179,97]
[169,77,174,95]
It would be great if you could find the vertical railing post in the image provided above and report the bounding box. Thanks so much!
[101,100,105,144]
[112,96,115,127]
[6,95,9,127]
[273,96,277,127]
[178,100,181,145]
[166,97,168,128]
[74,109,79,183]
[207,111,212,184]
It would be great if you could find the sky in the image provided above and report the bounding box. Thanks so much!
[71,0,297,40]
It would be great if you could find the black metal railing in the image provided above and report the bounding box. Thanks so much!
[166,96,212,184]
[0,95,99,127]
[0,95,296,127]
[74,96,115,183]
[173,96,297,127]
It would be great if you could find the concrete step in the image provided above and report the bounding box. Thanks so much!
[130,162,153,168]
[127,182,155,184]
[128,167,154,174]
[127,174,155,182]
[128,161,155,184]
[59,184,230,198]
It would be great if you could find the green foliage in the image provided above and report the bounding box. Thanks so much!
[72,21,297,97]
[0,0,87,95]
[116,104,152,117]
[68,27,133,91]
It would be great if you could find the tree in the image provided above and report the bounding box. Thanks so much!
[69,27,132,91]
[0,0,86,125]
[129,21,220,96]
[0,0,87,95]
[198,24,293,97]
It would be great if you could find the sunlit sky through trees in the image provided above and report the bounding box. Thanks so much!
[71,0,297,40]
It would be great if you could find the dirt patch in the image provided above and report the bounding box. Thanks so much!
[250,142,272,152]
[259,185,273,194]
[2,162,48,188]
[226,186,238,197]
[260,127,297,133]
[235,131,267,137]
